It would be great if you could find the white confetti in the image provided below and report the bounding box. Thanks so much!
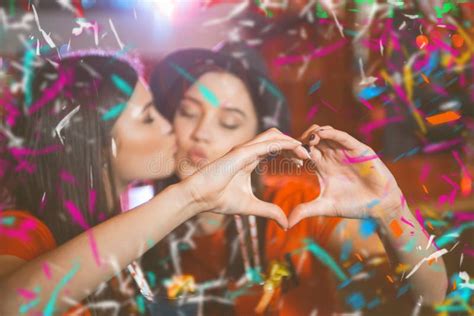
[108,19,124,50]
[459,271,474,290]
[55,105,81,145]
[425,234,435,250]
[405,249,448,279]
[204,0,249,26]
[32,4,57,48]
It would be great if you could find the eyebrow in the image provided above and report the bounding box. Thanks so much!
[141,101,153,114]
[182,95,247,118]
[182,95,202,107]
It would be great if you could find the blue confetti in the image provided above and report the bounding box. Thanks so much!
[360,218,377,239]
[348,262,363,276]
[308,80,321,95]
[101,102,126,121]
[346,292,365,310]
[43,263,80,316]
[111,74,133,97]
[169,62,219,107]
[340,241,353,261]
[367,297,381,309]
[358,86,387,100]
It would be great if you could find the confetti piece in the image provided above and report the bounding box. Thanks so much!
[340,241,352,261]
[460,174,472,196]
[451,34,464,48]
[360,218,377,239]
[436,222,474,247]
[405,248,448,279]
[169,62,219,107]
[101,102,126,121]
[111,74,133,96]
[420,73,430,84]
[108,18,124,50]
[1,216,15,226]
[426,111,461,125]
[306,104,318,122]
[64,201,101,266]
[422,184,429,194]
[136,295,146,314]
[308,80,321,95]
[43,262,80,316]
[367,297,381,309]
[19,298,41,314]
[28,70,73,114]
[358,86,387,100]
[425,235,435,250]
[86,190,96,217]
[346,292,365,310]
[259,77,285,101]
[17,288,37,300]
[389,219,403,238]
[22,47,35,108]
[400,216,415,228]
[42,262,52,279]
[343,149,379,164]
[304,239,348,281]
[416,35,429,49]
[55,105,80,145]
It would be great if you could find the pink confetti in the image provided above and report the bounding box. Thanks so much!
[64,201,101,266]
[88,190,96,215]
[419,163,431,183]
[28,69,74,114]
[60,170,76,184]
[400,216,415,228]
[414,209,430,238]
[343,150,379,164]
[42,262,52,279]
[17,288,37,300]
[452,150,471,178]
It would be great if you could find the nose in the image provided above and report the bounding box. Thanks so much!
[191,116,212,143]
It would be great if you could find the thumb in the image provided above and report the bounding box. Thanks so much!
[245,197,288,230]
[288,198,333,228]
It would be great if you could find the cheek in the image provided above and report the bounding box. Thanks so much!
[174,118,194,148]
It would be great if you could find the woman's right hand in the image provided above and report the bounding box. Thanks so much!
[179,128,311,229]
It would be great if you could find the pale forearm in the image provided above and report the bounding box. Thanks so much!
[376,205,448,305]
[0,183,198,314]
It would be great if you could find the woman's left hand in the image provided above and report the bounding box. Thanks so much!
[288,125,404,228]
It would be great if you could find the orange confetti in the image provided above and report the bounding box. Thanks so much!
[426,111,461,125]
[389,220,403,238]
[451,34,464,48]
[386,275,394,283]
[416,35,429,49]
[355,253,364,262]
[422,184,429,194]
[461,173,472,197]
[427,258,435,266]
[453,281,456,290]
[427,221,434,231]
[420,73,430,84]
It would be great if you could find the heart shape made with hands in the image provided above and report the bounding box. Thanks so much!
[267,125,403,230]
[188,126,403,231]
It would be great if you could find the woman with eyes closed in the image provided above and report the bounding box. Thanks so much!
[146,46,447,315]
[0,52,304,315]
